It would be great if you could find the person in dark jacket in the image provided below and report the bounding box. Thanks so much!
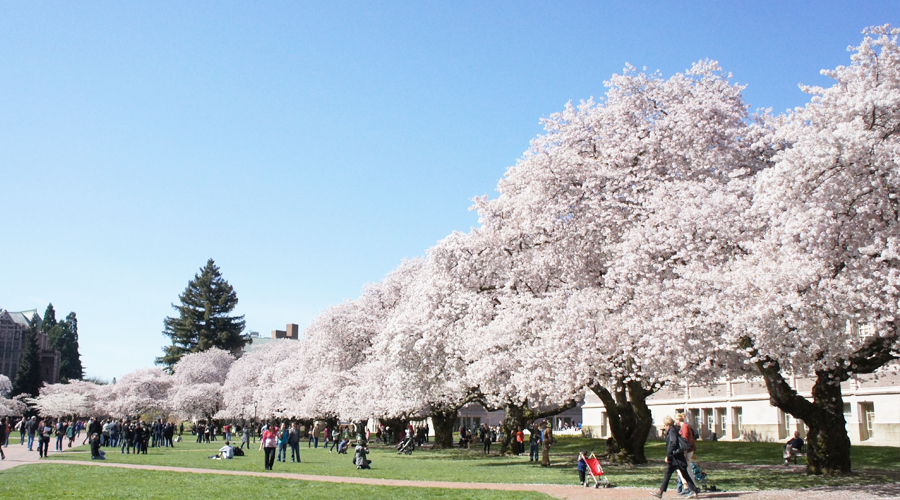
[650,415,697,499]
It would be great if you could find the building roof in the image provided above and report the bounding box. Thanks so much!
[1,309,41,329]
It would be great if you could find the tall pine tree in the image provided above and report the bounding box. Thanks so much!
[157,259,247,369]
[13,313,43,397]
[42,303,57,333]
[48,312,84,382]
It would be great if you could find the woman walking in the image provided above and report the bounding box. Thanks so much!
[649,415,697,499]
[260,423,278,470]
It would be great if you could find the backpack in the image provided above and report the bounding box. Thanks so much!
[233,446,245,457]
[679,424,697,453]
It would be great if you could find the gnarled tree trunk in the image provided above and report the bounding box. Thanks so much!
[742,334,897,475]
[590,379,655,465]
[430,410,458,449]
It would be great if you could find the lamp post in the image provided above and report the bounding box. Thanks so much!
[253,401,258,443]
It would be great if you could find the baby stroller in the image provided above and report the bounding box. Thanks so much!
[397,437,414,455]
[677,462,713,493]
[583,453,610,488]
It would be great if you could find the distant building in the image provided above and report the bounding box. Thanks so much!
[243,323,300,354]
[581,372,900,447]
[0,309,61,385]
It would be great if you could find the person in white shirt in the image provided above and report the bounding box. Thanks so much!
[218,441,234,459]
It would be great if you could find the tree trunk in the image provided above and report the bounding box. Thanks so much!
[499,405,526,455]
[590,380,654,465]
[430,410,458,449]
[741,334,896,475]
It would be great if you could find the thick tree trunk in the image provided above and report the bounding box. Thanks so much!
[430,411,458,449]
[741,334,896,475]
[499,405,526,456]
[590,380,654,465]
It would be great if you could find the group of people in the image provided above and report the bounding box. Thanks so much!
[254,421,367,471]
[457,421,555,466]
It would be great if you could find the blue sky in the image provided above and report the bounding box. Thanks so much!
[1,1,896,380]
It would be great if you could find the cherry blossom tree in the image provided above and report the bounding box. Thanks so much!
[106,367,173,419]
[0,375,26,417]
[219,339,304,421]
[169,347,235,421]
[426,229,581,453]
[470,59,769,463]
[297,259,426,428]
[27,380,106,418]
[364,252,487,447]
[711,25,900,475]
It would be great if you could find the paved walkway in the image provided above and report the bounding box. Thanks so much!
[1,440,898,499]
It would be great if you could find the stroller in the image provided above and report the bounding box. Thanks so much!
[397,436,414,455]
[677,462,714,493]
[583,453,610,488]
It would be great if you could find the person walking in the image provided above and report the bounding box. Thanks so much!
[289,423,301,462]
[649,415,697,499]
[38,419,52,458]
[529,424,541,462]
[277,423,289,462]
[241,426,250,450]
[675,413,698,488]
[26,416,37,451]
[0,417,8,459]
[260,423,278,470]
[55,420,65,452]
[66,421,76,448]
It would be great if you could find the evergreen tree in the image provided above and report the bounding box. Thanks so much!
[13,313,43,397]
[42,303,57,333]
[49,312,84,382]
[157,259,247,369]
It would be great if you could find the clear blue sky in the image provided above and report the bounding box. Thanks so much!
[1,1,896,380]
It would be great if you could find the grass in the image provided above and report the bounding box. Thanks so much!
[0,464,555,500]
[42,435,900,491]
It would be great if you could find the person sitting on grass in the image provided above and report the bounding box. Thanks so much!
[209,440,234,459]
[337,438,350,454]
[784,431,804,465]
[90,433,105,460]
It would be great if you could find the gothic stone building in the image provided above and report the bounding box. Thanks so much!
[0,309,61,385]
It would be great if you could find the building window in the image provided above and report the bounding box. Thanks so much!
[777,409,791,440]
[860,402,875,441]
[731,407,743,439]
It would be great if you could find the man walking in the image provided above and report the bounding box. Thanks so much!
[26,416,37,451]
[529,423,541,461]
[289,422,301,462]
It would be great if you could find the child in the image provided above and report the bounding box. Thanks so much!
[577,449,588,486]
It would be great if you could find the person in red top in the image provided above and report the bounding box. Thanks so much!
[515,428,525,455]
[260,423,279,471]
[674,413,698,487]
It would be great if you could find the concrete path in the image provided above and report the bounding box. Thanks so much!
[1,440,898,499]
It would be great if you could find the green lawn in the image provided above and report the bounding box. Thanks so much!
[0,464,554,500]
[42,436,900,491]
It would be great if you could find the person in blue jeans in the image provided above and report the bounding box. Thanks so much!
[288,423,301,462]
[277,424,289,462]
[25,416,37,451]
